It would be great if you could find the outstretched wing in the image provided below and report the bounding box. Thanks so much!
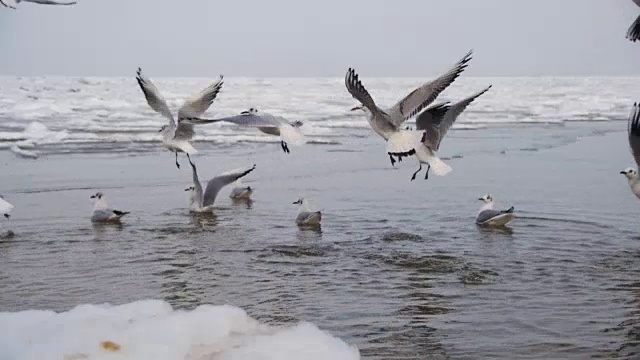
[345,68,382,115]
[203,164,256,207]
[135,68,175,125]
[0,0,17,9]
[177,75,224,119]
[387,50,473,127]
[189,160,204,208]
[212,113,282,127]
[0,196,14,214]
[24,0,76,4]
[628,102,640,167]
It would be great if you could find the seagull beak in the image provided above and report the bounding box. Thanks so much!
[158,128,164,132]
[90,195,95,199]
[477,198,484,201]
[620,171,627,174]
[184,188,191,191]
[350,106,361,111]
[3,214,9,219]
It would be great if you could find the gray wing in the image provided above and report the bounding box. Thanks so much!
[345,68,383,116]
[135,68,175,126]
[418,85,492,150]
[0,0,16,8]
[189,160,204,208]
[296,211,322,225]
[476,210,504,224]
[212,113,282,128]
[23,0,76,4]
[387,50,473,127]
[629,14,640,43]
[174,121,195,141]
[628,102,640,167]
[203,165,256,207]
[177,75,224,119]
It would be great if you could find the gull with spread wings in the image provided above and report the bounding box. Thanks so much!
[135,68,224,169]
[412,85,492,180]
[0,0,76,9]
[345,50,473,180]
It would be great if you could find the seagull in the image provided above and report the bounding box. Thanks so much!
[135,68,224,169]
[90,192,130,224]
[346,50,473,180]
[627,0,640,42]
[0,0,76,9]
[228,174,254,201]
[412,85,492,180]
[621,102,640,198]
[475,194,515,227]
[0,196,14,219]
[292,197,322,227]
[211,108,305,153]
[185,159,256,213]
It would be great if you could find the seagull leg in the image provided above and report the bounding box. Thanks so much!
[410,163,422,181]
[389,154,396,167]
[283,142,290,154]
[424,164,431,180]
[187,153,194,167]
[175,152,180,169]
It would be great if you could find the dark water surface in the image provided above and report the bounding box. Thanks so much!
[1,122,640,359]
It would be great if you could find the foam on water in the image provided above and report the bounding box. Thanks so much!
[0,76,637,154]
[0,300,360,360]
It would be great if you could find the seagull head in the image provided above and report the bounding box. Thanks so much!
[184,186,195,192]
[478,194,493,203]
[158,125,168,133]
[90,192,103,200]
[620,167,638,179]
[241,107,259,115]
[292,197,304,205]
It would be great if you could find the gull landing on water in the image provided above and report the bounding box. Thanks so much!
[621,102,640,198]
[90,192,130,224]
[0,0,76,9]
[212,108,305,154]
[345,50,473,180]
[475,194,515,227]
[135,68,224,169]
[411,85,492,180]
[185,159,256,213]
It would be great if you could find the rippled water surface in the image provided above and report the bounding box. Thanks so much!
[1,77,640,359]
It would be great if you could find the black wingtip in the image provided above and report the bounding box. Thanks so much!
[504,206,515,214]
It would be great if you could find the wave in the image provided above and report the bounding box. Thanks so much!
[0,300,360,360]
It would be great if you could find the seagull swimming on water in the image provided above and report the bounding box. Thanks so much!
[627,0,640,42]
[90,192,130,224]
[212,108,305,153]
[185,159,256,213]
[228,173,254,201]
[621,102,640,198]
[346,50,473,180]
[293,197,322,227]
[475,194,515,227]
[135,68,224,169]
[412,85,492,180]
[0,196,14,219]
[0,0,76,9]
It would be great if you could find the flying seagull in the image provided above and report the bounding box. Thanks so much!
[627,0,640,42]
[345,50,473,180]
[185,159,256,213]
[412,85,492,180]
[1,0,76,9]
[90,192,130,224]
[621,102,640,198]
[212,108,305,153]
[475,194,515,227]
[135,67,224,169]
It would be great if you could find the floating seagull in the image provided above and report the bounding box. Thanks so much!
[627,0,640,42]
[135,68,223,169]
[346,50,473,180]
[186,159,256,213]
[212,108,305,153]
[293,197,322,227]
[475,194,515,227]
[228,173,254,201]
[90,192,130,224]
[0,196,14,219]
[0,0,76,9]
[621,102,640,198]
[412,85,492,180]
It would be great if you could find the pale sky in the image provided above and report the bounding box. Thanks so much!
[1,0,639,77]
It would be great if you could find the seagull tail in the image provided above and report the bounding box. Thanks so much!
[280,124,305,146]
[422,153,452,176]
[628,14,640,42]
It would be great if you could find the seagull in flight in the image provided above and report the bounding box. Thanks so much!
[212,108,305,153]
[1,0,76,9]
[135,68,224,169]
[627,0,640,42]
[412,85,492,180]
[346,50,473,180]
[90,192,130,224]
[185,159,256,213]
[621,102,640,198]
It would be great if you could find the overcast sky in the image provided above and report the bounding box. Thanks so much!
[1,0,639,77]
